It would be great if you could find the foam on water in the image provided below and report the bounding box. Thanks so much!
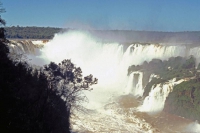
[184,121,200,133]
[71,103,159,133]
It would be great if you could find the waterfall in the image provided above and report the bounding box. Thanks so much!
[25,31,200,110]
[123,44,187,66]
[125,71,144,97]
[7,40,45,55]
[12,31,200,132]
[189,47,200,67]
[138,78,187,114]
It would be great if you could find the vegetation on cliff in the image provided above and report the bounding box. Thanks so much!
[164,79,200,121]
[128,55,200,121]
[128,56,197,97]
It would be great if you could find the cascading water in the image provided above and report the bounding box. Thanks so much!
[31,31,193,109]
[15,31,200,132]
[138,78,188,114]
[125,72,144,97]
[7,40,47,65]
[7,40,45,54]
[189,47,200,67]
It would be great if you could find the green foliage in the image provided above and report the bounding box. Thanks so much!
[181,56,196,69]
[128,55,200,121]
[128,56,197,98]
[164,79,200,121]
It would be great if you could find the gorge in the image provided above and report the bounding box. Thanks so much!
[6,31,200,132]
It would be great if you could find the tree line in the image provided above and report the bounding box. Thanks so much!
[4,26,61,39]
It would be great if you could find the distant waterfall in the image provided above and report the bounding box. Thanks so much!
[124,44,200,67]
[189,47,200,66]
[7,40,45,55]
[122,44,187,66]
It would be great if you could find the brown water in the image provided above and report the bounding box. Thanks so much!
[71,95,196,133]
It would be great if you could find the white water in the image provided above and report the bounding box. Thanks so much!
[33,31,190,109]
[184,121,200,132]
[138,78,187,114]
[71,108,157,133]
[7,40,45,54]
[10,31,200,132]
[125,72,144,97]
[189,47,200,66]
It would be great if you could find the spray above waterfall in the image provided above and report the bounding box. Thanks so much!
[26,30,200,110]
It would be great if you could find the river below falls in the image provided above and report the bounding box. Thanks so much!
[71,95,194,133]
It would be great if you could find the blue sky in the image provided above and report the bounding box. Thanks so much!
[1,0,200,31]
